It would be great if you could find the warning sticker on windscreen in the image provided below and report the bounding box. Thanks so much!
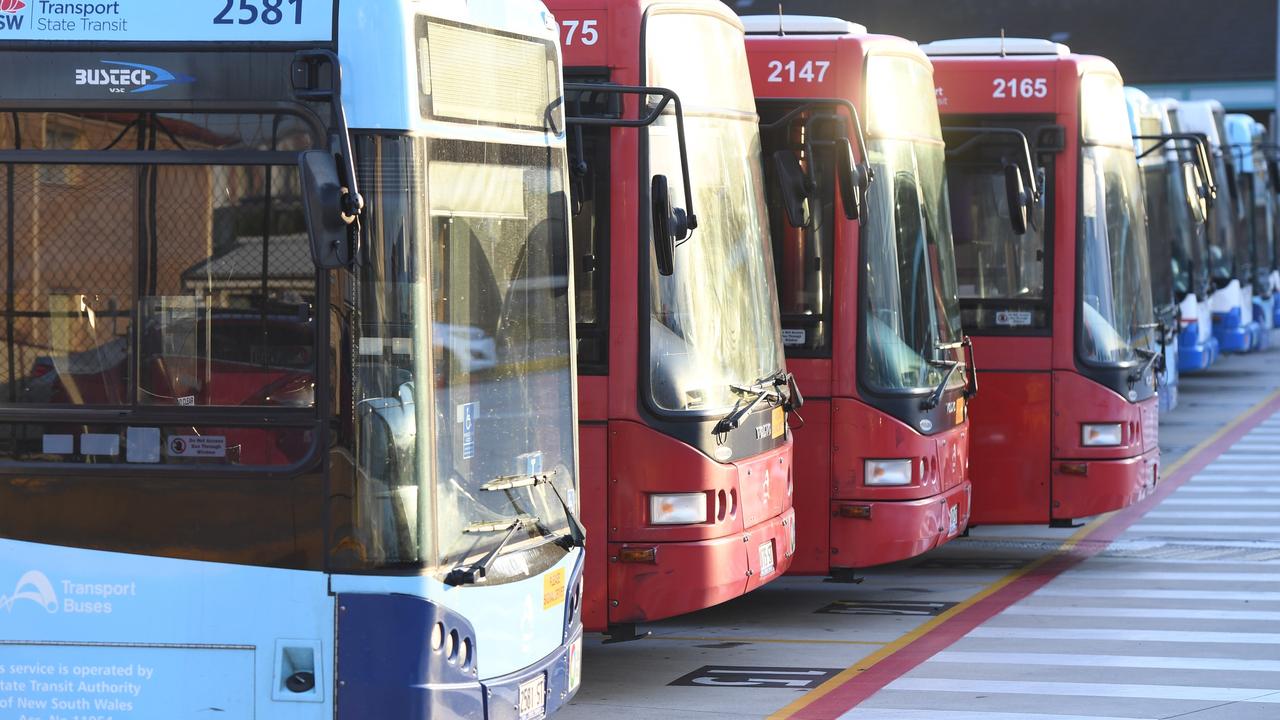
[995,310,1033,327]
[781,328,807,346]
[167,435,226,458]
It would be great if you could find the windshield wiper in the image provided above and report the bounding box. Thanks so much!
[1129,347,1161,384]
[921,360,961,411]
[481,471,586,549]
[444,515,536,586]
[713,370,791,436]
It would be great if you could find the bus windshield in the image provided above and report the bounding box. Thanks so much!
[0,110,320,459]
[760,109,837,357]
[1169,148,1211,301]
[1079,144,1157,364]
[343,22,576,577]
[948,129,1051,332]
[645,11,785,413]
[860,55,963,393]
[1137,149,1177,316]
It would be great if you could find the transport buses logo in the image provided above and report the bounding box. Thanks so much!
[0,0,27,31]
[74,60,195,94]
[0,570,58,613]
[1,570,136,615]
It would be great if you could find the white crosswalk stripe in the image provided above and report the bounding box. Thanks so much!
[886,677,1280,703]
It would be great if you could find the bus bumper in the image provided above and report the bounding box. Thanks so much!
[1177,321,1216,373]
[1051,448,1159,521]
[607,506,796,624]
[1213,308,1254,353]
[829,480,971,569]
[480,624,584,720]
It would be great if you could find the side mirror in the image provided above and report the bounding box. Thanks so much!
[651,175,688,277]
[771,150,811,228]
[1004,163,1029,235]
[836,138,867,222]
[1184,163,1208,224]
[301,150,356,268]
[1269,159,1280,192]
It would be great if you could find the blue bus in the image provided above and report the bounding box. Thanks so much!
[1180,100,1262,353]
[0,2,584,719]
[1156,98,1221,374]
[1225,113,1277,346]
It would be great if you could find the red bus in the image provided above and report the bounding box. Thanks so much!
[548,0,798,636]
[922,38,1160,525]
[742,16,974,574]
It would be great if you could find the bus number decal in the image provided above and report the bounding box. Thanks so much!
[561,19,599,45]
[766,59,830,84]
[992,77,1048,99]
[214,0,305,26]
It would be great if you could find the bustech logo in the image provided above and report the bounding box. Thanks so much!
[0,0,26,30]
[74,60,194,94]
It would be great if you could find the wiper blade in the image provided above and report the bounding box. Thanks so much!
[920,360,960,411]
[1129,347,1161,383]
[445,516,535,586]
[715,370,790,436]
[480,470,585,549]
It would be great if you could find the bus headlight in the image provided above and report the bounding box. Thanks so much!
[1081,423,1124,447]
[864,459,913,486]
[649,493,708,525]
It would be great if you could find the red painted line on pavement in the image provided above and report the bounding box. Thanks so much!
[790,391,1280,720]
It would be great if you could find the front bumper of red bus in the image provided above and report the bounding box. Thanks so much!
[1051,448,1159,521]
[830,480,972,569]
[606,506,796,625]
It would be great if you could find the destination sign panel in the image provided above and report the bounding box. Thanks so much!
[0,0,334,42]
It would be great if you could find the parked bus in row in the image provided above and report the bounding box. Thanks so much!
[0,2,585,718]
[1179,100,1262,353]
[549,0,798,638]
[742,15,973,575]
[1225,113,1277,346]
[1154,98,1222,375]
[923,38,1160,526]
[1125,88,1182,411]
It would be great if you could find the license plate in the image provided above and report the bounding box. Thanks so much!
[568,636,583,692]
[758,540,776,578]
[948,504,959,535]
[518,674,546,720]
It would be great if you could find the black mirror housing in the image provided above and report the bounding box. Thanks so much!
[652,174,686,277]
[771,150,812,228]
[1004,163,1029,235]
[836,137,865,222]
[300,149,356,268]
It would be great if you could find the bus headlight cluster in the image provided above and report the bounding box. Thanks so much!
[864,459,913,486]
[1081,423,1124,447]
[649,493,708,525]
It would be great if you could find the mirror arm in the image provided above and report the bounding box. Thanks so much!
[565,82,698,233]
[293,50,365,225]
[756,97,873,184]
[942,126,1039,201]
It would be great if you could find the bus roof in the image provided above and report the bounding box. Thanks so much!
[741,14,868,36]
[1178,100,1227,149]
[920,37,1070,57]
